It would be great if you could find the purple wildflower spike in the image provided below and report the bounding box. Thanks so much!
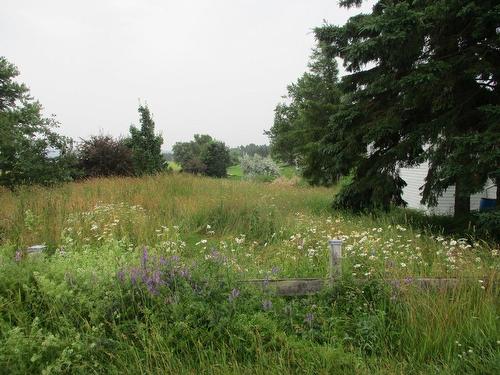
[141,247,148,269]
[152,270,162,285]
[180,268,191,279]
[117,269,125,283]
[130,268,139,285]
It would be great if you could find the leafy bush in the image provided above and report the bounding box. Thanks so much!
[78,135,135,178]
[474,210,500,241]
[240,154,280,179]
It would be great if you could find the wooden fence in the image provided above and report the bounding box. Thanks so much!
[241,240,497,296]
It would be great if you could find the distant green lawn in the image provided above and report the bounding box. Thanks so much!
[227,165,243,180]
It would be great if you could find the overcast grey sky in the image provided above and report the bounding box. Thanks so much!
[1,0,373,149]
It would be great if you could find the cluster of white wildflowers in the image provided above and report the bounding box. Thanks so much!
[333,219,498,277]
[343,226,428,277]
[55,204,500,281]
[155,225,186,254]
[60,202,146,248]
[236,212,500,278]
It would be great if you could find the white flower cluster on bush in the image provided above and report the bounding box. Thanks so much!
[240,154,281,177]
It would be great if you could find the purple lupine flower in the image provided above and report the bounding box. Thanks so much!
[271,266,280,275]
[404,277,413,285]
[146,280,159,295]
[130,268,140,285]
[304,312,314,325]
[209,249,226,264]
[117,269,125,283]
[262,299,273,311]
[141,247,149,269]
[152,270,162,285]
[159,256,167,265]
[14,250,22,262]
[228,288,240,303]
[180,268,191,279]
[210,249,220,260]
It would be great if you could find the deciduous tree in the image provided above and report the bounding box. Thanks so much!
[0,57,74,189]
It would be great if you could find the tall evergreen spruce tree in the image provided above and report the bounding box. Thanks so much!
[313,0,499,216]
[267,48,342,185]
[128,104,164,175]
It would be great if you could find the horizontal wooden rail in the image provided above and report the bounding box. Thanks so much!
[239,240,497,296]
[240,277,498,296]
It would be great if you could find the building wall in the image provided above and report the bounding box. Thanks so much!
[399,162,429,212]
[399,162,497,216]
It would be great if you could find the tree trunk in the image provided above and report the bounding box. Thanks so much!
[454,180,470,218]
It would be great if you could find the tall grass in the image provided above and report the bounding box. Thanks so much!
[0,173,333,247]
[0,173,498,374]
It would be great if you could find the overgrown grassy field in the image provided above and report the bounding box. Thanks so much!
[0,174,498,374]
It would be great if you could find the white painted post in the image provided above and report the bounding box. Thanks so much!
[328,239,343,284]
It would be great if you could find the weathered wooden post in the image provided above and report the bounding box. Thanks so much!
[328,239,343,285]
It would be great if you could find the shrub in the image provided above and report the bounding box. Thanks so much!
[474,210,500,241]
[78,135,135,178]
[240,154,280,179]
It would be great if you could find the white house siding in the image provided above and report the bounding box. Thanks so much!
[399,162,430,212]
[399,163,497,216]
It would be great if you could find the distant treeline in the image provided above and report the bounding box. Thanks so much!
[0,55,272,188]
[163,143,270,164]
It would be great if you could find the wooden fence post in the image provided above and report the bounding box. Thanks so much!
[328,239,343,284]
